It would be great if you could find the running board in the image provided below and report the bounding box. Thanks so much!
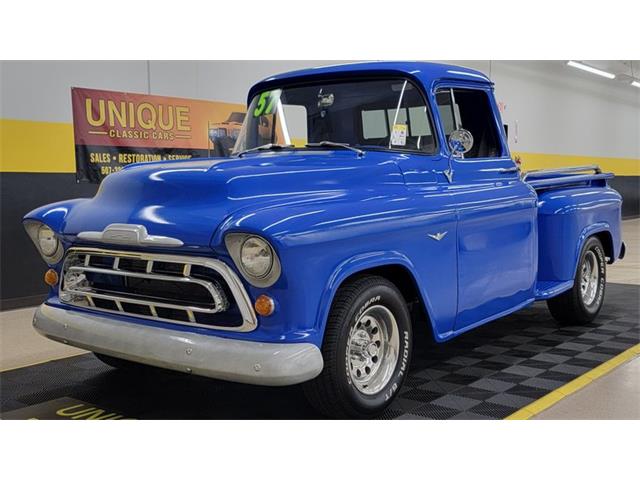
[535,280,574,300]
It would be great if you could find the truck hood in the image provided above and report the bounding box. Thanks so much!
[61,150,404,248]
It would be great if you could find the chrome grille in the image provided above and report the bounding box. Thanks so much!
[59,248,257,332]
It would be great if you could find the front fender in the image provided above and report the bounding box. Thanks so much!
[23,198,91,270]
[212,188,457,346]
[315,251,441,342]
[23,198,90,235]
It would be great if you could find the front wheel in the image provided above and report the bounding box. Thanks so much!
[547,236,606,325]
[303,275,412,419]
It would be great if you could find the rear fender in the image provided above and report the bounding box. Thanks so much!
[536,186,622,282]
[575,223,612,266]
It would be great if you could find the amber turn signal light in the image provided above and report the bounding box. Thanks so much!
[44,269,59,286]
[254,294,275,316]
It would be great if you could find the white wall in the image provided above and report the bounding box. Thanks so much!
[147,61,336,103]
[489,61,639,159]
[2,60,639,159]
[0,61,335,122]
[1,61,149,122]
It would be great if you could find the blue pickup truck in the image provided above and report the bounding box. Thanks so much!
[25,62,625,418]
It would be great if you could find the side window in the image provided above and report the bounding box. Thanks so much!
[436,88,502,158]
[435,91,458,136]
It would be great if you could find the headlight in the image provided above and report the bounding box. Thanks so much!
[24,220,64,264]
[37,225,58,256]
[240,236,273,278]
[225,233,281,288]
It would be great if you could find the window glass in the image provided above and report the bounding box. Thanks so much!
[235,78,437,155]
[362,110,388,139]
[386,108,407,132]
[281,104,308,146]
[408,106,431,137]
[436,91,456,135]
[436,88,502,158]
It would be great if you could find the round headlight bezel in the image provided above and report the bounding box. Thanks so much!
[240,236,274,279]
[23,220,65,265]
[224,233,281,288]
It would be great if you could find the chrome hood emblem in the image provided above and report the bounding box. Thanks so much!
[77,224,184,247]
[427,231,448,241]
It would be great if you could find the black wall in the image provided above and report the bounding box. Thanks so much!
[0,173,98,310]
[609,176,640,219]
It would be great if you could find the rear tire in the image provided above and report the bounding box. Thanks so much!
[547,236,606,325]
[303,275,412,419]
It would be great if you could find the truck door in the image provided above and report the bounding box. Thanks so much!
[435,86,537,332]
[363,79,459,337]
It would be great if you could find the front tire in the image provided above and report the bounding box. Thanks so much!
[303,275,412,419]
[547,236,606,325]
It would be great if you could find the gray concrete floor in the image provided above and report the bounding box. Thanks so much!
[0,306,85,372]
[1,219,639,418]
[535,356,640,419]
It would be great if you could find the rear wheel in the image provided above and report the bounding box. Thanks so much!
[303,275,412,419]
[547,236,606,325]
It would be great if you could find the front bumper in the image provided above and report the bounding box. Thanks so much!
[33,304,324,386]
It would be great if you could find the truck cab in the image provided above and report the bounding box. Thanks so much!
[25,62,624,418]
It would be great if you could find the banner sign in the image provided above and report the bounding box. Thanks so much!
[71,87,246,183]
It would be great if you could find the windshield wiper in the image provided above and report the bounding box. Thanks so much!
[306,141,364,158]
[234,143,294,158]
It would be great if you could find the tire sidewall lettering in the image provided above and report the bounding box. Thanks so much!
[341,288,412,411]
[384,330,410,401]
[580,240,606,315]
[592,244,606,309]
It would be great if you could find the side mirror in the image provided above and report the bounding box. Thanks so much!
[448,129,474,156]
[444,129,473,183]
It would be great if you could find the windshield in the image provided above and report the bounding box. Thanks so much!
[233,78,436,155]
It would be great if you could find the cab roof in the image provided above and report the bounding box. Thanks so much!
[248,61,492,102]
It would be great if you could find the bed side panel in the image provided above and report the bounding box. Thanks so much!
[536,186,622,283]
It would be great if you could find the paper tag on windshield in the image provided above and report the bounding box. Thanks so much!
[390,124,408,146]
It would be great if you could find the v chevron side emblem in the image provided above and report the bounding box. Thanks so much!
[427,231,448,241]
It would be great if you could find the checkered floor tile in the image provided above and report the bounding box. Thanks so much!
[1,283,638,419]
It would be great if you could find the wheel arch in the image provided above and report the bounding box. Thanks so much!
[574,223,614,271]
[593,230,614,264]
[316,252,438,343]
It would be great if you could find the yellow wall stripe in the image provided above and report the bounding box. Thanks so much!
[505,343,640,420]
[513,151,640,176]
[1,118,639,175]
[0,119,75,173]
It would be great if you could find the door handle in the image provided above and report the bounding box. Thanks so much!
[499,167,519,174]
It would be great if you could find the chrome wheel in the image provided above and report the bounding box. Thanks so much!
[347,305,399,395]
[580,250,600,306]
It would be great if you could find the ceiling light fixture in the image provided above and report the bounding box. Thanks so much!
[631,80,640,88]
[567,61,616,79]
